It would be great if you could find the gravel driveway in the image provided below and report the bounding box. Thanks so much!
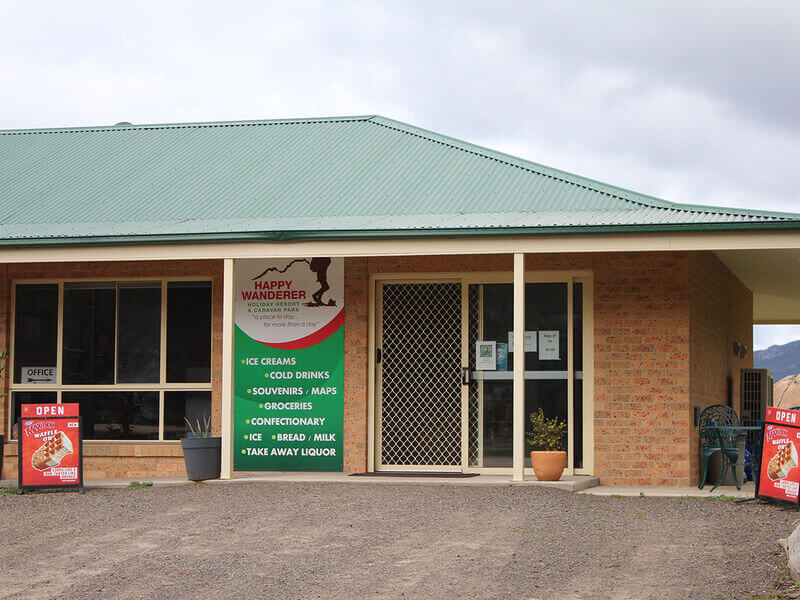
[0,481,795,600]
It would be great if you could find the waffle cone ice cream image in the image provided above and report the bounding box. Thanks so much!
[768,441,799,480]
[31,432,73,471]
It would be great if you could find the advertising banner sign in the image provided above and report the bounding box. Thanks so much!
[18,403,83,492]
[233,258,344,471]
[756,406,800,504]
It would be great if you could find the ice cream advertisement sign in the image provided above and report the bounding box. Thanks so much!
[19,403,83,491]
[757,407,800,503]
[233,258,344,471]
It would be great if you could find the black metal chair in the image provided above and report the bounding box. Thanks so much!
[698,404,740,490]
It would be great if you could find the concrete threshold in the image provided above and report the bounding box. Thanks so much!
[1,473,600,492]
[580,480,757,498]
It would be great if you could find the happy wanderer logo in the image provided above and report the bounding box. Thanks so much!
[252,258,336,307]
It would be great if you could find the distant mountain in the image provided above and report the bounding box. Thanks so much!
[754,339,800,381]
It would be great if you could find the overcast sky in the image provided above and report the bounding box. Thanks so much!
[1,1,798,348]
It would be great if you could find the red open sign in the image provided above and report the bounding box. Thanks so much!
[18,404,83,493]
[757,407,800,504]
[21,403,79,418]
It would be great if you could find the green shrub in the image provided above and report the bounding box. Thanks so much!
[525,408,566,452]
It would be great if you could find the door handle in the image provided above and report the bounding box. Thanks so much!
[462,367,470,385]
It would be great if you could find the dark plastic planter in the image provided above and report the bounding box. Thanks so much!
[180,436,221,481]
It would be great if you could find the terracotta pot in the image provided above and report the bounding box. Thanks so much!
[531,451,567,481]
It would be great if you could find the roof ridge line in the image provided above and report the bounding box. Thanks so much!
[367,116,671,212]
[0,115,377,136]
[367,116,796,221]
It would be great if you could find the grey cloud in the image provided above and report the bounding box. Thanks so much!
[1,0,799,212]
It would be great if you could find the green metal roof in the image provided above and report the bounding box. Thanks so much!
[0,115,798,246]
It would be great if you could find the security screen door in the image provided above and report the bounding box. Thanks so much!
[377,282,464,470]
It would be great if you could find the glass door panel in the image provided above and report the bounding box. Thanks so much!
[523,283,568,467]
[481,283,513,466]
[468,280,577,470]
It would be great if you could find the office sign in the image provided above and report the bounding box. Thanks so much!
[757,407,800,504]
[19,403,83,492]
[19,367,56,384]
[233,258,344,471]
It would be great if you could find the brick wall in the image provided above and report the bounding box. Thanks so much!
[342,251,734,485]
[591,253,691,485]
[343,258,369,473]
[2,442,185,480]
[1,260,224,479]
[688,252,753,482]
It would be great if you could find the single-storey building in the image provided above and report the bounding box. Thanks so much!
[1,115,799,485]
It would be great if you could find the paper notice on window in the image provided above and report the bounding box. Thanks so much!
[507,331,537,352]
[496,343,508,371]
[538,331,559,360]
[475,341,497,371]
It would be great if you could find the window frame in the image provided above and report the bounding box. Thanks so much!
[8,277,213,442]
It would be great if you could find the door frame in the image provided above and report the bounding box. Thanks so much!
[367,270,594,476]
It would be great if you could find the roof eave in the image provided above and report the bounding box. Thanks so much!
[1,220,799,249]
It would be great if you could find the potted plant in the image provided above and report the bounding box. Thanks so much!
[181,414,221,481]
[526,408,567,481]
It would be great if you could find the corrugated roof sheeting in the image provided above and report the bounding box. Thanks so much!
[0,115,798,243]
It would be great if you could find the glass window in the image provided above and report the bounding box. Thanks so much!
[164,391,212,440]
[10,391,58,439]
[468,282,571,468]
[525,379,568,453]
[524,282,568,371]
[167,282,212,383]
[10,278,213,441]
[13,284,58,384]
[62,283,116,384]
[524,283,569,462]
[480,284,514,467]
[62,391,159,440]
[117,282,161,383]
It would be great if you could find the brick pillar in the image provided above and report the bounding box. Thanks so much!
[343,258,369,473]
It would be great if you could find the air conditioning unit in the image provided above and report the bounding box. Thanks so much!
[740,368,773,447]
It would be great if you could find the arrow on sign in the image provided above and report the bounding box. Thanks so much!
[26,378,51,383]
